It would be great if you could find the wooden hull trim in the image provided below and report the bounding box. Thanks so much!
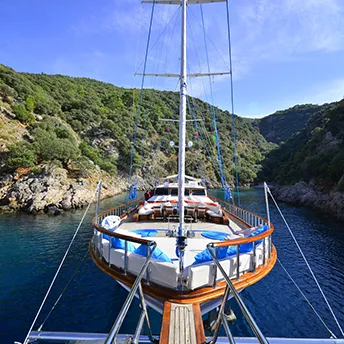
[89,242,277,305]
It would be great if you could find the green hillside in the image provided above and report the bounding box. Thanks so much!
[259,100,344,190]
[258,103,331,144]
[0,64,275,187]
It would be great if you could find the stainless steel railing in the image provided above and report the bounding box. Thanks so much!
[206,243,270,344]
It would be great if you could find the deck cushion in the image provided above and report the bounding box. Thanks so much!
[201,231,230,240]
[133,229,158,237]
[111,237,136,252]
[101,215,121,230]
[193,246,228,264]
[134,245,172,263]
[248,224,268,245]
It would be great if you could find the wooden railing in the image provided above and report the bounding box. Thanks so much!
[91,195,275,290]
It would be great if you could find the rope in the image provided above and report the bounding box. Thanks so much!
[277,258,337,338]
[187,96,221,179]
[225,0,240,206]
[23,185,98,344]
[135,6,180,75]
[200,4,226,189]
[129,0,157,184]
[267,185,344,337]
[37,249,90,331]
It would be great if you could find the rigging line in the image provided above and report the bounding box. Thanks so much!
[22,183,99,344]
[135,5,180,75]
[38,249,90,331]
[152,3,168,89]
[277,258,337,339]
[267,185,344,338]
[187,11,209,105]
[164,5,179,75]
[129,0,157,183]
[134,4,144,76]
[200,4,226,188]
[188,6,230,71]
[187,96,222,179]
[226,0,240,205]
[196,109,221,166]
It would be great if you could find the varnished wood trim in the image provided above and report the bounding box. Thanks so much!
[209,225,274,248]
[89,242,277,305]
[93,223,154,245]
[160,302,172,344]
[193,303,206,344]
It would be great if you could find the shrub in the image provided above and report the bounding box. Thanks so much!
[6,142,36,170]
[12,104,35,124]
[0,83,17,100]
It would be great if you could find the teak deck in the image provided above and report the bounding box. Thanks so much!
[160,302,206,344]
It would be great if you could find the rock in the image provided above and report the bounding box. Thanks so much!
[0,165,127,214]
[45,205,62,216]
[273,182,344,221]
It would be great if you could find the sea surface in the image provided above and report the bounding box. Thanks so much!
[1,189,344,343]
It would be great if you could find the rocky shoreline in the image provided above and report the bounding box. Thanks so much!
[271,181,344,221]
[0,166,128,215]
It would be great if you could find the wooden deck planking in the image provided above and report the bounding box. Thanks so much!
[160,302,205,344]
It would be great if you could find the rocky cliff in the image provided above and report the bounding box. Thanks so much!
[0,166,127,214]
[272,182,344,220]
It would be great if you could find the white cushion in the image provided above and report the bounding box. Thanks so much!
[127,252,178,289]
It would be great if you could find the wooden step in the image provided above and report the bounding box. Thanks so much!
[160,301,206,344]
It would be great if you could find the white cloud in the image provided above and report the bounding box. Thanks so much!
[234,0,344,62]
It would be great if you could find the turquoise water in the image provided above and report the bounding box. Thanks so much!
[1,189,344,343]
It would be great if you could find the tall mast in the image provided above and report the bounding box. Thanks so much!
[178,0,187,235]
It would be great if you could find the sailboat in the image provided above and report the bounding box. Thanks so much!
[22,1,344,343]
[89,0,276,341]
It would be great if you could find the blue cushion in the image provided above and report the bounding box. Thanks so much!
[193,246,229,264]
[134,245,172,263]
[192,225,269,265]
[248,224,268,245]
[201,231,229,240]
[111,237,136,252]
[249,225,268,237]
[133,229,158,237]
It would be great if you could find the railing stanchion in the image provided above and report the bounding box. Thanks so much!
[146,245,150,285]
[108,238,111,267]
[236,245,240,279]
[252,241,257,272]
[124,240,128,275]
[263,237,266,266]
[213,247,218,288]
[268,236,271,260]
[99,233,103,259]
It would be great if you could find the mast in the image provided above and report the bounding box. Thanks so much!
[178,0,187,235]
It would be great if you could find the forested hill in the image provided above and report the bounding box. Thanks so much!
[258,103,331,144]
[259,100,344,191]
[0,64,275,192]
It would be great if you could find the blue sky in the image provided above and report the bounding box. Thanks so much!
[1,0,344,118]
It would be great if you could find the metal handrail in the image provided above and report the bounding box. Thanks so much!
[209,194,268,228]
[94,196,144,224]
[104,242,158,344]
[207,244,270,344]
